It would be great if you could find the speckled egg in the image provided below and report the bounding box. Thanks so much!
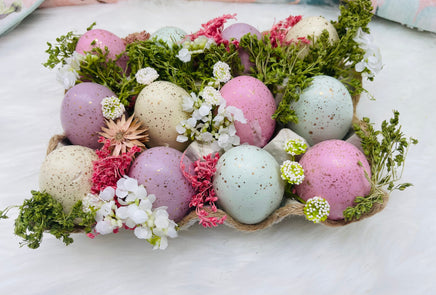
[295,140,371,220]
[39,145,97,214]
[75,29,127,69]
[213,145,285,224]
[128,146,195,222]
[287,75,353,146]
[222,23,261,72]
[151,26,187,47]
[134,81,191,151]
[220,76,276,147]
[285,16,339,57]
[61,82,116,149]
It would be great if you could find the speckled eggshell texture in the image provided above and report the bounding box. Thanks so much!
[220,76,276,147]
[295,140,371,220]
[61,82,116,149]
[287,75,353,146]
[134,81,191,151]
[39,145,97,214]
[76,29,127,68]
[128,146,195,222]
[151,26,187,46]
[285,16,339,57]
[213,145,285,224]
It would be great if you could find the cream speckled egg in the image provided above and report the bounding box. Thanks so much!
[134,81,191,151]
[287,75,353,146]
[213,145,285,224]
[39,145,97,214]
[285,16,339,57]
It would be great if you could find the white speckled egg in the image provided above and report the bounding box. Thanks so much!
[39,145,97,214]
[285,16,339,57]
[134,81,190,151]
[220,76,277,147]
[287,75,353,146]
[213,145,285,224]
[151,26,187,47]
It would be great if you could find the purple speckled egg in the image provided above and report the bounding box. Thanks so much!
[128,146,195,222]
[222,23,261,72]
[75,29,127,69]
[220,76,276,147]
[296,140,371,220]
[61,82,115,149]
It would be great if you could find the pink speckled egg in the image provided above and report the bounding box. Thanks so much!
[222,23,261,72]
[61,82,115,149]
[295,140,371,220]
[128,146,195,222]
[220,76,276,147]
[75,29,127,69]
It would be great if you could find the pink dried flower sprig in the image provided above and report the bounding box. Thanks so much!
[181,152,226,228]
[187,14,237,46]
[91,137,140,194]
[269,15,310,47]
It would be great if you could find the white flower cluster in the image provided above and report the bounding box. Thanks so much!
[280,160,305,185]
[176,84,246,151]
[176,36,216,63]
[83,176,177,250]
[303,196,330,223]
[56,52,85,90]
[213,61,232,84]
[101,96,125,120]
[135,67,159,85]
[284,138,308,157]
[353,28,383,78]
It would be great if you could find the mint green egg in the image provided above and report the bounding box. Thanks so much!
[288,75,353,146]
[151,26,186,47]
[213,145,285,224]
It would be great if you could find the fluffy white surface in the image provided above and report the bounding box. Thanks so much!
[0,0,435,294]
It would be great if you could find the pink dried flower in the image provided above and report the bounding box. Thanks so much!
[269,15,304,47]
[180,152,226,228]
[187,14,237,45]
[91,137,140,194]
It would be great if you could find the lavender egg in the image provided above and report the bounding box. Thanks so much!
[61,82,115,149]
[295,140,371,220]
[128,146,195,222]
[220,76,276,147]
[76,29,127,69]
[222,23,261,72]
[287,75,354,146]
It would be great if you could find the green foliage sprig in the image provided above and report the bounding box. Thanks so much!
[43,22,96,69]
[343,111,418,221]
[13,191,96,249]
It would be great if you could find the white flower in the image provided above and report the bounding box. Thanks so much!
[226,105,247,124]
[176,48,191,63]
[213,61,232,83]
[284,138,308,157]
[116,176,148,205]
[353,28,383,77]
[99,186,115,201]
[182,93,198,112]
[66,52,84,72]
[280,160,305,184]
[82,193,104,212]
[176,135,189,143]
[304,196,330,223]
[198,103,212,117]
[101,96,125,120]
[134,226,152,240]
[56,67,78,90]
[95,219,116,235]
[135,67,159,85]
[95,201,116,222]
[200,86,224,105]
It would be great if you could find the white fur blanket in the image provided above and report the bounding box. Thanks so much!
[0,1,435,294]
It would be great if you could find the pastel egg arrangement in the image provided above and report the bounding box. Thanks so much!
[9,2,417,250]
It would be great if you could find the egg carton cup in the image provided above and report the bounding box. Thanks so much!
[44,89,389,232]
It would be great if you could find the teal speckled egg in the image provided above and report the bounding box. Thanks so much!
[287,75,353,146]
[213,145,285,224]
[151,26,187,46]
